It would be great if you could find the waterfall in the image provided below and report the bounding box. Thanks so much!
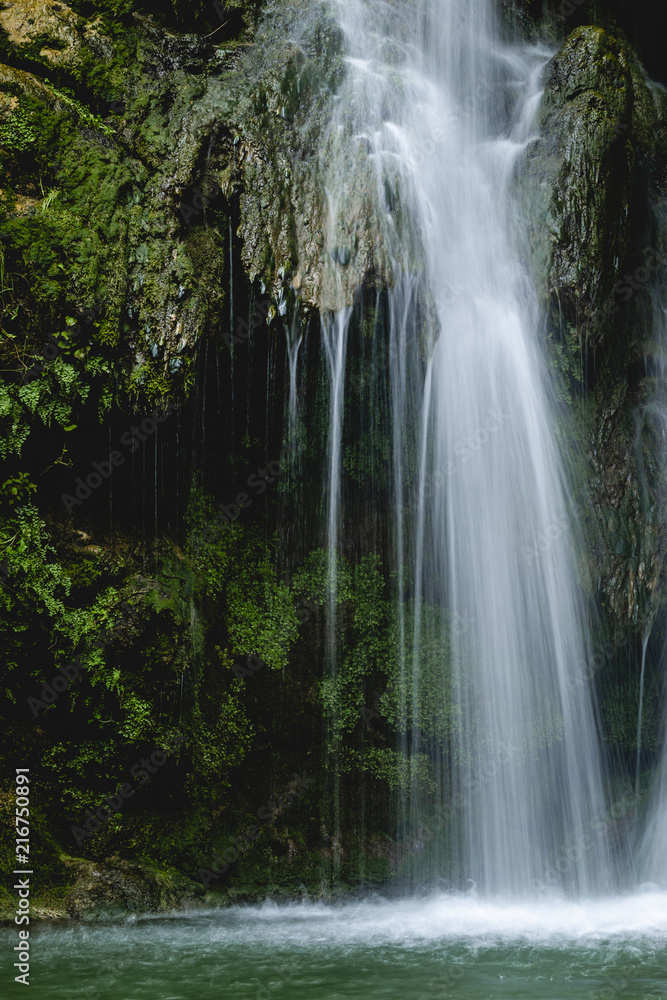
[640,271,667,889]
[318,0,614,896]
[321,302,352,870]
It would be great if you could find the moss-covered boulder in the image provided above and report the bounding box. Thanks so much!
[515,24,667,683]
[62,858,204,918]
[0,0,113,71]
[521,27,661,353]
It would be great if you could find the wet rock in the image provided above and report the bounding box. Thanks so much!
[0,62,70,110]
[331,245,351,266]
[0,0,113,69]
[517,26,667,640]
[63,859,205,919]
[230,0,396,317]
[520,26,658,353]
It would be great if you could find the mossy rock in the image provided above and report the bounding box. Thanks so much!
[520,26,659,353]
[0,791,70,894]
[62,857,204,918]
[0,0,114,74]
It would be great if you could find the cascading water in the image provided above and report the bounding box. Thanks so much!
[640,266,667,890]
[318,0,615,895]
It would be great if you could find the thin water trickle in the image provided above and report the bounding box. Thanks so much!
[321,306,352,871]
[641,275,667,888]
[318,0,614,895]
[284,312,303,452]
[228,216,235,427]
[635,629,650,800]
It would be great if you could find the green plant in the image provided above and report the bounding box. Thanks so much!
[547,322,585,405]
[0,109,37,153]
[41,188,60,213]
[45,84,114,137]
[0,472,37,508]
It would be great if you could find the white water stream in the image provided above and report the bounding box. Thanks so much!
[640,280,667,890]
[318,0,615,895]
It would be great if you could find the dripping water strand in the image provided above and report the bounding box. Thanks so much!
[321,308,351,874]
[635,629,651,800]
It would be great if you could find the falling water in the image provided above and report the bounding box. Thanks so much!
[643,699,667,888]
[284,312,303,450]
[635,629,651,799]
[321,306,351,868]
[640,258,667,889]
[318,0,614,895]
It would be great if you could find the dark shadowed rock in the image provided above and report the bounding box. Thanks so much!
[63,859,205,919]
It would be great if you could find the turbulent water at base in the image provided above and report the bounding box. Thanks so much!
[5,896,667,1000]
[318,0,615,895]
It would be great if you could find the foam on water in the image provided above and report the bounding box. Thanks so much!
[26,893,667,951]
[195,893,667,946]
[14,895,667,1000]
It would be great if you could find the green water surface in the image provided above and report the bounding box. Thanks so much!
[1,893,666,999]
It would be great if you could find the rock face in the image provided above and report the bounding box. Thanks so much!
[0,0,112,68]
[519,24,667,673]
[232,0,390,316]
[2,1,667,917]
[522,26,661,353]
[63,859,204,919]
[0,5,226,387]
[0,0,392,388]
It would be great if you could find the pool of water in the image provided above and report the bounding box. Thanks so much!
[2,892,667,999]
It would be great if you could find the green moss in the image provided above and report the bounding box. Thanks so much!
[44,84,114,135]
[187,489,299,670]
[0,794,71,894]
[0,106,37,152]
